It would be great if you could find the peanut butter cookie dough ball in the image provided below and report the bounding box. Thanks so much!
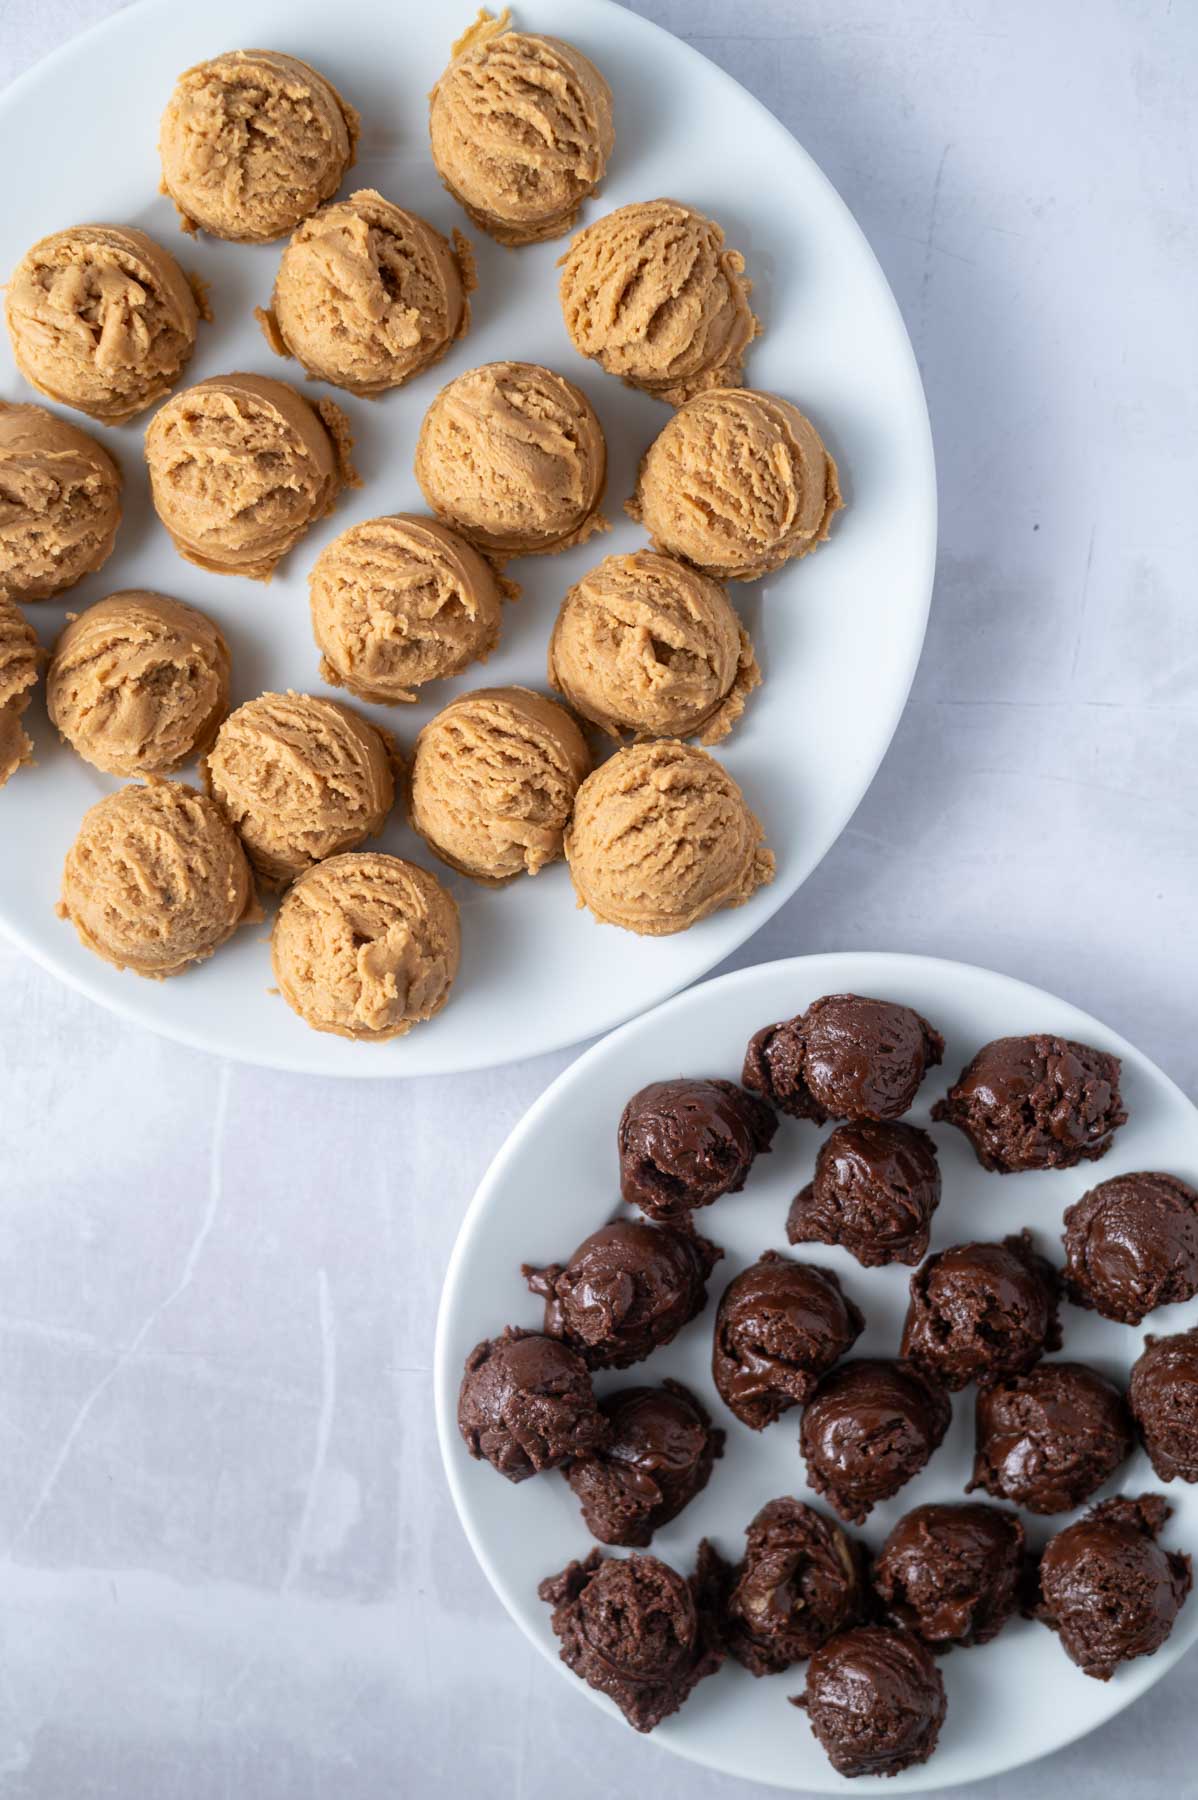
[415,361,607,559]
[203,692,396,888]
[309,513,511,705]
[410,686,590,884]
[630,389,842,582]
[271,851,460,1041]
[565,740,774,935]
[159,50,359,243]
[559,200,758,405]
[47,592,230,778]
[0,596,40,789]
[0,403,121,603]
[547,550,759,745]
[58,779,255,977]
[258,191,475,396]
[145,373,355,580]
[429,11,613,247]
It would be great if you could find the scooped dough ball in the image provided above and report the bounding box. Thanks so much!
[58,779,255,977]
[968,1361,1133,1514]
[429,12,613,247]
[0,595,40,789]
[559,200,758,405]
[6,227,202,426]
[793,1625,946,1780]
[0,402,121,603]
[47,591,230,777]
[145,373,355,580]
[1035,1494,1192,1680]
[270,851,459,1041]
[415,361,607,559]
[410,686,590,885]
[1129,1327,1198,1482]
[309,513,509,704]
[159,49,359,243]
[203,692,396,888]
[565,740,774,936]
[258,190,476,395]
[547,550,760,745]
[630,389,843,582]
[933,1033,1127,1173]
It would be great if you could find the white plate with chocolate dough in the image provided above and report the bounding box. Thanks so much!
[0,0,934,1074]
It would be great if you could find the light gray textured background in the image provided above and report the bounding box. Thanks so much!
[1,1,1195,1795]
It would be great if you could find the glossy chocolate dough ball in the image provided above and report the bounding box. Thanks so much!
[792,1625,947,1779]
[712,1251,863,1429]
[873,1502,1026,1649]
[457,1327,608,1480]
[1062,1171,1198,1325]
[565,1379,723,1546]
[743,993,943,1123]
[900,1231,1061,1391]
[799,1359,951,1524]
[1129,1327,1198,1482]
[1035,1494,1192,1679]
[787,1120,941,1268]
[708,1497,868,1675]
[932,1034,1126,1173]
[618,1076,776,1222]
[968,1360,1133,1513]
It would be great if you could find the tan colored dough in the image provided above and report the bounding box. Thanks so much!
[47,591,230,777]
[309,513,511,704]
[429,11,613,247]
[565,739,774,935]
[145,373,355,579]
[410,685,590,885]
[629,388,842,581]
[271,851,459,1041]
[203,691,396,888]
[559,200,758,405]
[5,227,200,425]
[0,704,33,789]
[547,550,759,745]
[0,403,122,603]
[159,50,359,243]
[0,594,40,790]
[58,779,255,977]
[415,361,607,558]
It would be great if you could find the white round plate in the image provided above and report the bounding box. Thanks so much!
[0,0,934,1075]
[435,953,1198,1791]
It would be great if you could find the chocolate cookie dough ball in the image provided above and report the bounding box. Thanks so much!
[799,1359,951,1524]
[1130,1328,1198,1482]
[933,1034,1127,1172]
[788,1121,941,1269]
[415,362,607,559]
[457,1326,608,1482]
[873,1502,1026,1651]
[58,780,254,977]
[617,1076,777,1223]
[565,740,774,936]
[524,1217,722,1371]
[410,686,590,884]
[1062,1171,1198,1325]
[271,852,459,1041]
[711,1498,868,1675]
[203,692,395,888]
[629,389,842,582]
[547,550,760,745]
[47,592,229,778]
[565,1380,723,1547]
[745,993,944,1124]
[0,595,40,790]
[430,13,613,247]
[260,191,474,394]
[6,226,201,426]
[1035,1495,1192,1680]
[559,200,758,405]
[968,1361,1133,1514]
[713,1252,864,1431]
[159,50,359,243]
[793,1626,946,1780]
[539,1548,722,1733]
[900,1231,1062,1392]
[0,402,121,603]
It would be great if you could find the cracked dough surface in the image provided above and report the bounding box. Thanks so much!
[0,402,122,603]
[0,594,40,790]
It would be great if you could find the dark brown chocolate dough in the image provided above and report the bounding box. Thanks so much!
[1062,1171,1198,1325]
[712,1251,864,1430]
[799,1359,951,1524]
[792,1625,947,1779]
[900,1230,1062,1391]
[457,1328,609,1481]
[743,994,944,1124]
[872,1502,1026,1650]
[565,1380,723,1547]
[524,1217,722,1370]
[932,1034,1126,1173]
[1129,1327,1198,1482]
[538,1547,723,1731]
[706,1497,868,1675]
[1035,1494,1192,1680]
[788,1120,941,1268]
[968,1360,1133,1513]
[618,1077,776,1222]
